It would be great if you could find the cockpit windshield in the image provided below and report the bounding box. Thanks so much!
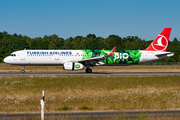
[9,54,16,57]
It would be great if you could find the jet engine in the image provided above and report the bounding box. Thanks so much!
[63,62,84,70]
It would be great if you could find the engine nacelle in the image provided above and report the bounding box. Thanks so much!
[63,62,84,70]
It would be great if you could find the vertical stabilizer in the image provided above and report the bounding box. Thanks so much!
[144,28,171,52]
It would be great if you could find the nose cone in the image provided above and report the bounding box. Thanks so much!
[4,57,9,63]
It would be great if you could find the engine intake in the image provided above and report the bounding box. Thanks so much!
[63,62,84,70]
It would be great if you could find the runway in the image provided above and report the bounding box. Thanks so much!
[1,110,180,119]
[0,71,180,76]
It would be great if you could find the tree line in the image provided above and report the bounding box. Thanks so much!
[0,31,179,63]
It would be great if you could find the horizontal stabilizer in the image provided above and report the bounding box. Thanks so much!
[155,52,174,57]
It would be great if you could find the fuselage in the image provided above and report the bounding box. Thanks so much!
[2,28,174,73]
[3,49,174,66]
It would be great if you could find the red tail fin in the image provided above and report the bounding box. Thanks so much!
[144,28,172,52]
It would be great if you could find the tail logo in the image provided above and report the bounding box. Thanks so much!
[152,35,168,51]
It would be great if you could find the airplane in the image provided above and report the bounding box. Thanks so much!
[3,28,174,73]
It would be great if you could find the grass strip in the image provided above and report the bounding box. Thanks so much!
[0,75,180,112]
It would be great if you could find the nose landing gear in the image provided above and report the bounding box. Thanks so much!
[22,66,25,73]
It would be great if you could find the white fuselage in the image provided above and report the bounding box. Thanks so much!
[4,50,84,66]
[139,51,174,63]
[4,50,174,66]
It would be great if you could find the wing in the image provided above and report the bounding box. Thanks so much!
[77,46,117,66]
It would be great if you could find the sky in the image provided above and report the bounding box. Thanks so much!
[0,0,179,41]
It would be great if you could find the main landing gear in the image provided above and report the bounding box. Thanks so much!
[22,66,25,73]
[85,68,92,73]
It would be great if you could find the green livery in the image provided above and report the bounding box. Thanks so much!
[82,50,142,65]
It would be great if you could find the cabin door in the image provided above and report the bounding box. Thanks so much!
[55,54,59,60]
[143,53,147,61]
[20,50,25,60]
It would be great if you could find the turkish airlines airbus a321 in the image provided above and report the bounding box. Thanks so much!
[4,28,174,73]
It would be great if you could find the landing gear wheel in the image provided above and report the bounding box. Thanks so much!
[21,70,25,73]
[85,68,92,73]
[21,66,25,73]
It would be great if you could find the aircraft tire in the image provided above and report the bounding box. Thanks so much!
[86,68,92,73]
[21,70,25,73]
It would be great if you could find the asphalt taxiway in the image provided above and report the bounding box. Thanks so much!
[0,71,180,76]
[1,110,180,119]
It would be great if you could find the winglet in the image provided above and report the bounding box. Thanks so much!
[109,46,117,56]
[102,48,105,50]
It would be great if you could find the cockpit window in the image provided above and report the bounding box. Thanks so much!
[9,54,16,57]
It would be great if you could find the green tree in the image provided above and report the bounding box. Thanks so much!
[63,37,73,49]
[108,35,123,49]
